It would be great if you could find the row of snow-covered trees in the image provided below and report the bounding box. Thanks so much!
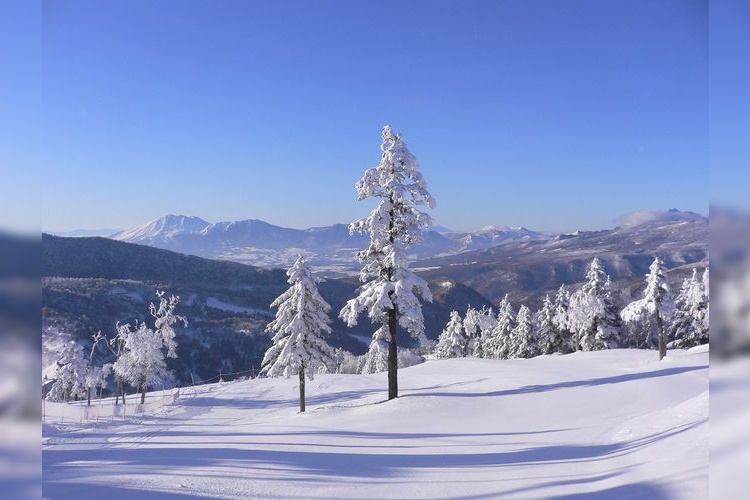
[435,257,709,361]
[45,292,186,404]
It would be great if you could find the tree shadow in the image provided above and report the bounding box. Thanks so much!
[44,420,703,481]
[401,365,707,399]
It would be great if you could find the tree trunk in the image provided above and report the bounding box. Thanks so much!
[87,387,91,407]
[657,311,666,360]
[299,364,306,413]
[141,384,147,405]
[115,378,123,405]
[388,306,398,400]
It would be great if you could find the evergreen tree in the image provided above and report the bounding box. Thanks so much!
[486,295,515,359]
[510,305,537,358]
[642,257,674,359]
[569,258,621,351]
[553,284,574,352]
[670,268,708,348]
[435,310,467,359]
[360,334,390,374]
[261,255,336,412]
[536,294,561,354]
[340,125,435,400]
[462,307,483,357]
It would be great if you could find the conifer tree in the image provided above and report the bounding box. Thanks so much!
[262,255,336,412]
[340,125,435,400]
[569,258,621,351]
[536,294,561,354]
[642,257,673,359]
[486,295,515,359]
[553,284,574,352]
[670,268,709,348]
[435,310,467,359]
[510,305,537,358]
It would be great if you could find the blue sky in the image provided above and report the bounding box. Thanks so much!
[30,1,710,233]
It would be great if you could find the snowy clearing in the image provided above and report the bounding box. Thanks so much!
[43,347,708,499]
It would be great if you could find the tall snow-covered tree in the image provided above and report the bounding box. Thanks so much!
[486,295,515,359]
[536,294,561,354]
[621,257,675,358]
[113,292,186,404]
[435,310,467,359]
[261,255,336,412]
[45,340,87,402]
[669,268,709,348]
[643,257,674,359]
[509,305,537,358]
[569,258,621,351]
[340,125,435,400]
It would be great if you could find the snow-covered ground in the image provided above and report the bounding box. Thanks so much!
[42,347,708,499]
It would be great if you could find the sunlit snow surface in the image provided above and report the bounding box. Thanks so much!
[43,347,708,499]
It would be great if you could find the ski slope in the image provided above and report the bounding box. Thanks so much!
[43,346,708,499]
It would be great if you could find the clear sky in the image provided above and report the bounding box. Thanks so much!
[31,0,709,233]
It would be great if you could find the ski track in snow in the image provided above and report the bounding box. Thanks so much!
[42,347,708,499]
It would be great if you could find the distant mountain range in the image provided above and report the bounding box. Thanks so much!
[108,215,550,271]
[415,209,708,306]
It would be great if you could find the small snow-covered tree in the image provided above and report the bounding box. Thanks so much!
[45,340,87,402]
[509,305,537,358]
[536,294,561,354]
[669,268,709,348]
[463,307,482,357]
[569,258,621,351]
[553,284,575,352]
[435,310,467,359]
[261,255,336,412]
[486,295,515,359]
[114,292,186,404]
[360,333,390,374]
[340,125,435,400]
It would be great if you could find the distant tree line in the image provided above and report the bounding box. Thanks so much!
[435,257,709,361]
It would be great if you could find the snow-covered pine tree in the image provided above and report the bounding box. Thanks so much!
[340,125,435,400]
[435,310,467,359]
[509,305,537,358]
[113,292,186,404]
[360,333,390,374]
[642,257,674,359]
[553,284,574,352]
[569,258,621,351]
[536,294,561,354]
[261,255,336,412]
[45,340,87,402]
[669,268,709,348]
[486,295,515,359]
[463,306,484,357]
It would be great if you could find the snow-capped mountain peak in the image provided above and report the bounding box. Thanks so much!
[111,215,211,243]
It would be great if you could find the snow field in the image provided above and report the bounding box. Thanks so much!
[43,346,708,499]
